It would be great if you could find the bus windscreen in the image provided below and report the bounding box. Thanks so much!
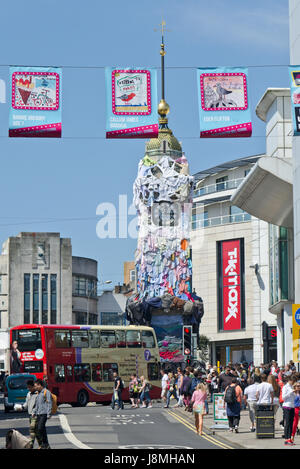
[12,328,42,352]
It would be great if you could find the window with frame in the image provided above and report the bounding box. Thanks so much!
[116,330,126,348]
[147,363,160,381]
[72,330,89,348]
[103,363,118,382]
[100,330,116,348]
[92,363,102,382]
[126,330,141,348]
[66,365,73,383]
[55,330,71,348]
[55,364,65,383]
[89,330,100,348]
[142,330,155,348]
[74,363,91,382]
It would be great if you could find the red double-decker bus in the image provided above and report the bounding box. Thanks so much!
[10,324,161,406]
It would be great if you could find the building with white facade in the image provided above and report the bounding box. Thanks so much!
[191,155,277,366]
[231,89,294,366]
[0,232,99,329]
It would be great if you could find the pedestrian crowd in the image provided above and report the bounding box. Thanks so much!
[119,359,300,445]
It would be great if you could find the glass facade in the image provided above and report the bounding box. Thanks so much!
[24,274,30,324]
[74,276,97,297]
[269,225,290,305]
[50,274,57,324]
[42,274,48,324]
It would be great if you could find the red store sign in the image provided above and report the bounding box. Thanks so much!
[220,239,243,331]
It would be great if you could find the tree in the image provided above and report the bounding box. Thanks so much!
[198,334,210,362]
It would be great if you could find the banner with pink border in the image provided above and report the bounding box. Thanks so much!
[105,67,158,138]
[9,66,62,138]
[197,67,252,138]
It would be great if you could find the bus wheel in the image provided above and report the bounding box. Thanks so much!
[77,389,89,407]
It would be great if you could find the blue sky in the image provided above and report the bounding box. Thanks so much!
[0,0,290,287]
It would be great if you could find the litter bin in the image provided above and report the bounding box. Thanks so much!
[256,405,274,439]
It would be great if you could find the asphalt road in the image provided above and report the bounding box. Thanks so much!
[0,396,237,450]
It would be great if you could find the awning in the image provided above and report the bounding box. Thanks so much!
[230,156,293,228]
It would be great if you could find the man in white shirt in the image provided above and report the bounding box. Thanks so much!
[244,375,260,432]
[255,373,274,406]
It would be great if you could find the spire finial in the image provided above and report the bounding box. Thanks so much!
[156,19,170,126]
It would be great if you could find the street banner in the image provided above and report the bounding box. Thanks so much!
[289,67,300,135]
[9,66,62,137]
[105,67,158,138]
[292,304,300,363]
[197,67,252,138]
[218,239,245,331]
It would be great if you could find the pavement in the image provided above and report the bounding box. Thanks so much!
[170,403,299,450]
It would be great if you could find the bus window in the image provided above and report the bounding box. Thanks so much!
[66,365,73,383]
[92,364,102,382]
[12,328,42,352]
[74,364,91,382]
[100,331,116,348]
[126,330,141,348]
[103,363,118,381]
[148,363,160,381]
[55,365,65,383]
[55,330,71,348]
[89,330,100,348]
[72,330,89,348]
[142,330,155,348]
[116,330,126,348]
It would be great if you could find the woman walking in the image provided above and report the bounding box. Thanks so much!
[191,383,207,435]
[267,373,280,419]
[165,372,179,408]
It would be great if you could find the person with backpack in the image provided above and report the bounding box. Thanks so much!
[223,377,243,433]
[32,379,53,449]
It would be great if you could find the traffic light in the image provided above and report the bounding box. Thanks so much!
[183,325,192,356]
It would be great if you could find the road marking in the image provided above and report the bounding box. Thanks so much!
[167,411,234,450]
[58,413,92,449]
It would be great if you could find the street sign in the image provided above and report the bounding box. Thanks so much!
[293,304,300,363]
